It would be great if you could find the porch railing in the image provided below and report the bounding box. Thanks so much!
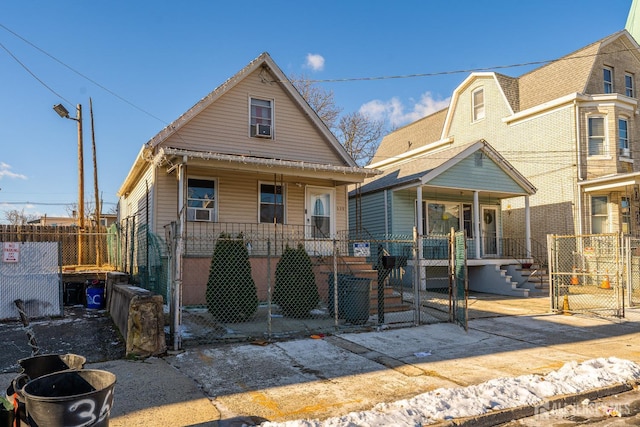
[184,222,329,257]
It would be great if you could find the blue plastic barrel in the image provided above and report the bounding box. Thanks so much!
[86,286,104,309]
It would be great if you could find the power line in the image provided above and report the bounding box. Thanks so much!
[1,201,117,206]
[0,23,169,124]
[0,40,71,105]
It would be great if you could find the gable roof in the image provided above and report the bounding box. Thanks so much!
[144,52,356,166]
[369,108,449,167]
[370,31,640,167]
[357,140,536,196]
[119,53,382,196]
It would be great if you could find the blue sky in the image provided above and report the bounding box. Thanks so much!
[0,1,633,222]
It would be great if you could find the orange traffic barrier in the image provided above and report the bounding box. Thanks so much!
[601,273,611,289]
[570,266,579,285]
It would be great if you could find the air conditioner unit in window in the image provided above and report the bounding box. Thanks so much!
[188,207,213,222]
[255,123,272,138]
[620,147,631,157]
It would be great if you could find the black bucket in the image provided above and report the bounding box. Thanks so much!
[9,354,87,426]
[18,353,86,380]
[22,369,116,427]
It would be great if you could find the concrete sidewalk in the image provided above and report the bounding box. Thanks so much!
[3,300,640,426]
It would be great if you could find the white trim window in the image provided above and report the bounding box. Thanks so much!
[622,196,631,234]
[625,72,635,97]
[588,116,606,156]
[603,66,613,93]
[187,178,216,222]
[472,88,485,122]
[250,97,273,138]
[259,183,284,224]
[619,117,629,156]
[591,195,609,233]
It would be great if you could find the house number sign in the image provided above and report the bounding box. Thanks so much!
[3,242,19,263]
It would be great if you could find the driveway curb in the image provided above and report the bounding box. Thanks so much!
[432,382,638,426]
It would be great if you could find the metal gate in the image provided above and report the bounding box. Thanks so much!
[548,233,624,317]
[451,230,468,330]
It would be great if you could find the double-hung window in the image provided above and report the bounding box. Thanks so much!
[187,178,216,222]
[625,72,635,97]
[472,88,485,122]
[619,118,629,156]
[591,196,609,233]
[603,67,613,93]
[259,183,284,224]
[250,98,273,138]
[588,116,606,156]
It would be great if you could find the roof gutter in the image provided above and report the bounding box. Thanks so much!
[160,147,382,178]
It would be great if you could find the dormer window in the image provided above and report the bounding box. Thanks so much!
[250,97,273,138]
[472,88,485,122]
[603,66,613,93]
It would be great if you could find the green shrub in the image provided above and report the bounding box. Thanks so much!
[206,233,258,322]
[273,244,319,318]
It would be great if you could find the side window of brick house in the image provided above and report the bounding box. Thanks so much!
[603,67,613,93]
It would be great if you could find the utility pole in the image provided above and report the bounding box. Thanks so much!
[53,102,84,265]
[77,104,85,265]
[90,98,101,266]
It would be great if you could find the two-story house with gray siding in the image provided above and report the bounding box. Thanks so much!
[352,29,640,296]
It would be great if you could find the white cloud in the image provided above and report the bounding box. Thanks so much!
[359,91,450,128]
[305,53,325,71]
[0,162,27,180]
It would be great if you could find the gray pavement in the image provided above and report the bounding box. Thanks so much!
[3,296,640,426]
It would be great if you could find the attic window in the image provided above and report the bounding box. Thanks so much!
[472,88,485,122]
[250,97,273,138]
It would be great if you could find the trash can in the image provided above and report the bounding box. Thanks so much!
[22,369,116,427]
[18,354,86,380]
[343,277,371,325]
[327,273,350,318]
[328,274,371,324]
[86,280,105,310]
[10,354,86,427]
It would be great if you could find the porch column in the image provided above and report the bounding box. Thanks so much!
[416,185,424,289]
[417,185,424,260]
[525,195,531,258]
[473,190,481,259]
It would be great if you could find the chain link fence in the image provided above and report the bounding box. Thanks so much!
[548,233,624,317]
[108,221,169,301]
[174,225,433,345]
[0,241,61,320]
[626,237,640,307]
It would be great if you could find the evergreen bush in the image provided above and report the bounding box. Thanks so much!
[273,244,319,318]
[206,233,258,322]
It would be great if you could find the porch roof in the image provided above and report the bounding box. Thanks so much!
[157,147,382,184]
[578,171,640,193]
[354,140,536,198]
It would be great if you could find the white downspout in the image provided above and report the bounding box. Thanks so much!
[416,185,424,289]
[575,100,584,235]
[474,191,481,258]
[525,195,531,258]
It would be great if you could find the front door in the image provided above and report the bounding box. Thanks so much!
[306,187,335,255]
[481,206,498,256]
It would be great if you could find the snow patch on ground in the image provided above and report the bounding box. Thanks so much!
[259,357,640,426]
